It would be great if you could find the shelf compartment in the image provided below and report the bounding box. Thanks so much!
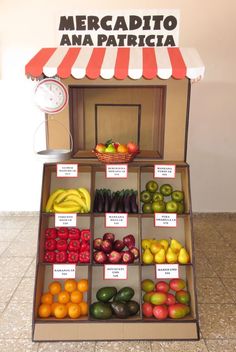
[38,215,91,264]
[141,215,193,264]
[41,164,92,213]
[34,263,90,322]
[140,165,190,214]
[141,264,197,320]
[90,265,142,321]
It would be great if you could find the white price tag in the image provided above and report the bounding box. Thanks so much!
[105,213,128,228]
[53,264,76,279]
[155,213,177,227]
[154,164,176,178]
[55,213,77,227]
[57,164,78,177]
[106,164,128,178]
[104,264,128,280]
[155,264,179,279]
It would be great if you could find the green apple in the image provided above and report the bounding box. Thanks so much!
[140,191,152,203]
[160,184,173,196]
[166,200,178,213]
[171,190,184,202]
[142,203,153,213]
[151,200,166,213]
[177,202,185,214]
[105,144,116,153]
[152,192,164,202]
[146,180,158,193]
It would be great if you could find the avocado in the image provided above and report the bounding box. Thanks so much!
[126,300,140,316]
[90,302,112,319]
[96,287,117,302]
[111,301,130,318]
[113,287,135,302]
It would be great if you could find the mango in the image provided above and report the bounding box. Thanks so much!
[168,303,190,319]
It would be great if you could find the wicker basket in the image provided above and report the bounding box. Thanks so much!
[93,149,139,163]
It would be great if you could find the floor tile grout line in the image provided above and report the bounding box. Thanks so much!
[0,257,35,316]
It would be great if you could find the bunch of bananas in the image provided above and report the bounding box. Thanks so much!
[45,188,91,213]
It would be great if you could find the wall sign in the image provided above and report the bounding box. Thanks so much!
[106,164,128,178]
[154,164,176,178]
[104,264,128,280]
[155,213,177,227]
[55,213,77,227]
[58,9,180,47]
[155,264,179,279]
[53,264,76,279]
[57,164,78,177]
[105,213,128,227]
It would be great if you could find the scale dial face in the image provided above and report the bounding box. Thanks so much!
[34,78,68,114]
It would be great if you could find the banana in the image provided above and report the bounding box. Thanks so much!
[45,189,64,212]
[53,201,81,213]
[55,189,81,204]
[78,188,91,211]
[65,194,88,212]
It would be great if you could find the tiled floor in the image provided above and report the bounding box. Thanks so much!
[0,214,235,351]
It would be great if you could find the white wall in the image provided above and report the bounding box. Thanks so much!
[0,0,236,212]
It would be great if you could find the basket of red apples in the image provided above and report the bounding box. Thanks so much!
[93,233,140,264]
[93,140,139,164]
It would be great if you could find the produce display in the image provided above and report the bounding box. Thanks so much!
[93,233,140,264]
[44,227,91,264]
[141,238,190,264]
[142,278,190,320]
[95,140,139,154]
[38,279,89,319]
[45,188,91,213]
[141,180,185,214]
[90,286,140,319]
[93,189,138,213]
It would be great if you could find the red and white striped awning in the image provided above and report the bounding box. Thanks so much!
[25,47,204,81]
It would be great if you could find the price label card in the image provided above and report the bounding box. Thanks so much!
[53,264,76,279]
[155,213,177,227]
[104,264,128,280]
[55,213,77,227]
[106,164,128,178]
[154,164,176,178]
[105,213,128,228]
[57,164,78,178]
[155,264,179,279]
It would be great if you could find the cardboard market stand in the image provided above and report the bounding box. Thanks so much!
[25,13,204,341]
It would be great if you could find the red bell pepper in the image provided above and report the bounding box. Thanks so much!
[56,251,67,263]
[68,239,81,252]
[57,227,69,240]
[44,251,56,263]
[56,239,68,251]
[45,228,57,239]
[68,251,79,264]
[81,242,90,252]
[81,229,91,242]
[79,251,90,263]
[45,239,57,251]
[68,228,81,240]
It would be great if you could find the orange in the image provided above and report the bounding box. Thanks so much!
[49,281,62,295]
[38,303,51,318]
[66,301,74,310]
[51,302,60,316]
[68,303,81,319]
[70,290,83,304]
[77,279,89,293]
[64,279,77,293]
[54,303,68,319]
[58,290,70,304]
[79,301,88,316]
[41,292,53,305]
